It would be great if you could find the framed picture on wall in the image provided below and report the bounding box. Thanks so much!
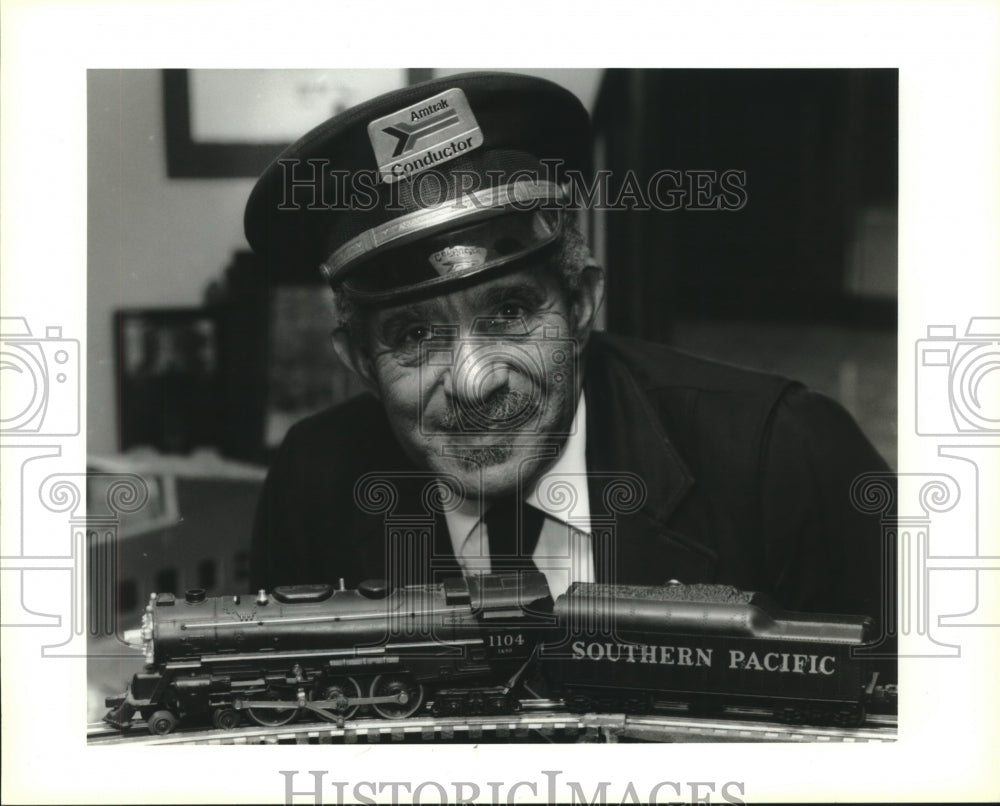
[163,68,427,177]
[115,308,222,454]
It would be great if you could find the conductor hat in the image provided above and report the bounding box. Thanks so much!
[244,72,592,304]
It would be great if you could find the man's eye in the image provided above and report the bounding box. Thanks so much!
[402,325,430,344]
[384,322,432,352]
[497,302,526,319]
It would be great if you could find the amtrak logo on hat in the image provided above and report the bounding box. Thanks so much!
[368,87,484,184]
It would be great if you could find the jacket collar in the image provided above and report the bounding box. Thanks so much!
[348,464,462,586]
[583,334,715,585]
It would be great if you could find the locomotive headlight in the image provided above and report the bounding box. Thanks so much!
[123,629,144,647]
[126,608,156,665]
[122,627,155,664]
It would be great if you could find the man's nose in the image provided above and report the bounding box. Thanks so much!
[444,343,513,405]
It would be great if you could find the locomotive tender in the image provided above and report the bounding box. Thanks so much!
[104,572,892,735]
[545,582,885,724]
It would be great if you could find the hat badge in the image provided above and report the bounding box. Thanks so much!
[428,245,488,275]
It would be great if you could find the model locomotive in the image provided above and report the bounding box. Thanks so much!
[104,572,895,735]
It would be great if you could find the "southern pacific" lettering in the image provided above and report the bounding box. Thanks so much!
[571,641,712,667]
[729,650,835,675]
[570,642,836,675]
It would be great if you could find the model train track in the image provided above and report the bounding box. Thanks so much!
[87,702,897,745]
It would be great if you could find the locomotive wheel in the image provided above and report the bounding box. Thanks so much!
[211,707,242,730]
[432,697,462,717]
[147,710,178,736]
[369,675,424,719]
[486,696,511,714]
[565,694,593,714]
[317,677,361,719]
[246,690,300,727]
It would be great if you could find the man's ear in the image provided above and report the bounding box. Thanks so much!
[570,263,606,342]
[331,327,380,398]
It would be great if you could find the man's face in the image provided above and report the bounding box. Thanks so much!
[362,265,585,500]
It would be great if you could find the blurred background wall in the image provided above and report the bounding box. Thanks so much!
[88,70,255,457]
[591,69,897,464]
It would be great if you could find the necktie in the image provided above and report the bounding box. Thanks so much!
[484,496,545,574]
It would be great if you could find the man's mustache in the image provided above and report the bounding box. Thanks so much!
[437,388,539,432]
[452,443,515,469]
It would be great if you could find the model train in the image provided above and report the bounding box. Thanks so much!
[104,572,895,735]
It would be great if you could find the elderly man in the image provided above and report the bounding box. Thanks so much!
[246,72,892,634]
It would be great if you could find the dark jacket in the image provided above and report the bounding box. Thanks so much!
[251,332,892,629]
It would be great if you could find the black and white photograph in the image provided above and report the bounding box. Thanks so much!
[2,2,999,805]
[86,65,900,743]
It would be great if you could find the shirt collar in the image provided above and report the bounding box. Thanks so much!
[525,393,590,533]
